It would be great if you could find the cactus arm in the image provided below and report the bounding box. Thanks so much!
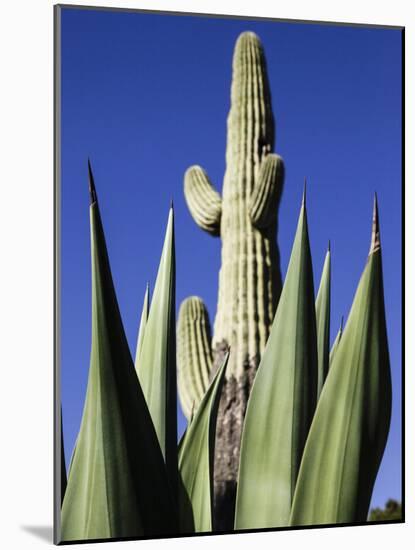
[177,296,213,419]
[249,154,284,229]
[184,166,222,236]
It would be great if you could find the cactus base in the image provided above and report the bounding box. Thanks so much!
[212,343,258,531]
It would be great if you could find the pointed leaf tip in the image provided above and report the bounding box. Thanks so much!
[302,178,307,206]
[87,159,97,205]
[328,240,331,253]
[369,194,380,255]
[168,202,175,225]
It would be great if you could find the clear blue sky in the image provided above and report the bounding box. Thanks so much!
[60,7,402,510]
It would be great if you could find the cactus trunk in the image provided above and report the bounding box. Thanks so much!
[214,32,281,371]
[179,31,284,531]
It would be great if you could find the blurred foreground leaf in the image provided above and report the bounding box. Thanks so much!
[61,162,176,541]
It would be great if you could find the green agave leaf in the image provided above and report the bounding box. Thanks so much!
[329,316,343,368]
[137,207,178,497]
[134,283,150,371]
[177,428,188,458]
[289,197,392,526]
[177,403,195,457]
[315,246,331,398]
[66,439,77,481]
[178,352,229,534]
[235,193,318,530]
[61,162,176,542]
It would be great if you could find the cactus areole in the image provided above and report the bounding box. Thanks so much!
[179,31,284,530]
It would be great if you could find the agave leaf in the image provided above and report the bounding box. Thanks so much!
[178,352,229,533]
[235,193,318,530]
[137,207,178,497]
[315,246,331,398]
[329,316,343,368]
[66,438,77,480]
[177,428,188,458]
[289,197,391,526]
[61,162,176,541]
[134,283,150,370]
[177,402,195,457]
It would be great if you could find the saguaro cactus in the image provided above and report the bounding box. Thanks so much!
[178,31,284,530]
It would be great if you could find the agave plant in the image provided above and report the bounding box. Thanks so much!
[61,169,391,541]
[234,194,391,529]
[289,197,391,526]
[60,31,393,543]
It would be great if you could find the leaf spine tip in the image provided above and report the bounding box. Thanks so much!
[87,158,97,205]
[369,193,381,255]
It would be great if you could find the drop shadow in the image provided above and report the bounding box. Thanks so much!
[21,525,53,543]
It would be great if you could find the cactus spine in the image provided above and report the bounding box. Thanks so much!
[179,31,284,529]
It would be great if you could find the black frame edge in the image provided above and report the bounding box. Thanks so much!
[54,3,63,546]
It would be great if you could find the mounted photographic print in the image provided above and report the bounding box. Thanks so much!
[54,4,404,544]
